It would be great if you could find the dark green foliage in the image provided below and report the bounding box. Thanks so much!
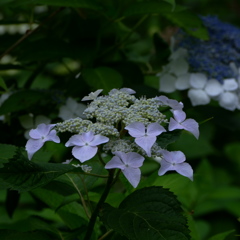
[100,186,190,240]
[0,159,79,192]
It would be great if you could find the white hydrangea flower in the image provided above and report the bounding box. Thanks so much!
[58,97,86,120]
[187,73,225,106]
[157,47,240,111]
[159,49,190,93]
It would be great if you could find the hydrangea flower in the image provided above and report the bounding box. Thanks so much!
[44,88,200,187]
[158,48,191,93]
[155,95,183,110]
[169,109,199,139]
[125,122,166,157]
[158,150,193,180]
[158,16,240,111]
[175,16,240,81]
[19,114,51,139]
[105,151,144,188]
[82,89,103,101]
[217,79,239,111]
[58,97,86,120]
[65,131,109,162]
[26,123,60,160]
[187,73,222,106]
[109,88,136,95]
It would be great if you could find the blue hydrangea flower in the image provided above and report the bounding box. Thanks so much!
[175,15,240,81]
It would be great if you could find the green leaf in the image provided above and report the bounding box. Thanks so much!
[0,144,18,168]
[0,77,8,91]
[157,130,181,148]
[0,90,44,115]
[163,0,175,9]
[164,11,209,40]
[0,159,78,192]
[208,230,235,240]
[123,1,176,17]
[32,188,88,228]
[82,67,123,93]
[0,216,60,237]
[100,186,190,240]
[0,230,53,240]
[16,0,103,10]
[224,142,240,170]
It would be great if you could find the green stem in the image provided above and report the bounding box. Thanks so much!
[98,229,113,240]
[66,173,91,219]
[83,169,115,240]
[69,171,109,178]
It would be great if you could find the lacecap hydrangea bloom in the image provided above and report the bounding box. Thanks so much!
[25,88,199,187]
[158,16,240,111]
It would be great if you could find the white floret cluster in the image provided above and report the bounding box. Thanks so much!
[56,88,168,137]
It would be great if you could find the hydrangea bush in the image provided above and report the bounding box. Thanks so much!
[0,0,239,239]
[158,16,240,111]
[22,88,199,239]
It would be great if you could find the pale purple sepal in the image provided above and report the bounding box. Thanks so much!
[155,96,183,110]
[26,123,60,160]
[158,150,193,181]
[169,110,199,139]
[125,122,166,157]
[105,151,144,188]
[65,131,109,162]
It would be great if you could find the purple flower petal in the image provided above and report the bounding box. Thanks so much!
[29,123,52,139]
[105,155,125,170]
[168,118,184,131]
[45,130,60,143]
[122,167,141,188]
[26,139,44,160]
[72,145,98,162]
[158,150,193,181]
[159,149,173,163]
[170,151,186,163]
[155,96,184,110]
[181,119,199,139]
[172,110,186,123]
[81,131,94,143]
[89,134,109,146]
[158,159,174,176]
[120,88,136,94]
[105,151,144,188]
[147,122,166,136]
[26,123,59,160]
[124,152,144,168]
[65,135,85,147]
[125,122,145,137]
[135,135,156,157]
[66,131,108,161]
[174,162,193,181]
